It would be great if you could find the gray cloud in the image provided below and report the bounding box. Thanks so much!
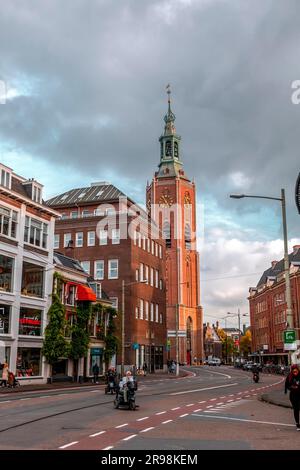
[1,0,300,318]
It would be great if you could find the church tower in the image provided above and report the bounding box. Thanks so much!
[146,87,203,365]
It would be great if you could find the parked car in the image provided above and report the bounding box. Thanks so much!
[208,358,221,366]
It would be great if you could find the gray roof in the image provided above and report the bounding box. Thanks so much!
[46,183,127,207]
[53,251,85,273]
[257,248,300,287]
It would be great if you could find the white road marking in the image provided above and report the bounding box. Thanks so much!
[206,405,214,408]
[122,434,137,441]
[245,395,251,398]
[186,404,194,407]
[156,411,166,415]
[227,400,234,402]
[171,407,181,410]
[103,446,114,450]
[115,423,128,428]
[209,398,217,401]
[170,383,238,396]
[20,398,31,401]
[89,431,106,437]
[137,417,149,421]
[59,441,78,449]
[140,427,155,433]
[90,390,99,393]
[162,420,173,424]
[200,369,232,379]
[0,401,11,404]
[39,396,51,399]
[216,402,224,405]
[193,409,202,412]
[179,413,189,418]
[198,400,206,403]
[204,410,218,413]
[192,414,295,427]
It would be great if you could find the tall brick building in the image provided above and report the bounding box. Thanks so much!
[249,245,300,365]
[46,186,166,372]
[146,90,203,364]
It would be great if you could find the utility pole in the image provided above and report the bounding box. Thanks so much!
[176,303,179,376]
[121,279,125,377]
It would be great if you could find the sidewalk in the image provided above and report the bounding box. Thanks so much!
[260,389,292,408]
[0,369,190,395]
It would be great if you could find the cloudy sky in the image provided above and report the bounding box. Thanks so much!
[1,0,300,328]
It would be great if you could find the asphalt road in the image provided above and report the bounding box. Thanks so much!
[0,366,298,450]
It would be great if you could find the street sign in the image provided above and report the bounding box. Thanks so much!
[168,330,186,338]
[283,330,296,343]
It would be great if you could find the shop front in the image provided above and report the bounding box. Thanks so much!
[89,347,104,376]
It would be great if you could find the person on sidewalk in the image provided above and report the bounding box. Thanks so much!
[92,362,100,384]
[0,363,8,387]
[285,364,300,430]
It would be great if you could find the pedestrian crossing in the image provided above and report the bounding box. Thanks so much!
[201,399,249,414]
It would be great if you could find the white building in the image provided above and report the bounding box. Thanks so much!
[0,163,59,384]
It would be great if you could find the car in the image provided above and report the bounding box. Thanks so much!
[208,358,221,366]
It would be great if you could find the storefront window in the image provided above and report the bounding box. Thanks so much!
[21,262,44,298]
[89,348,103,376]
[0,346,10,366]
[19,308,42,336]
[16,347,41,377]
[0,254,14,292]
[0,304,11,334]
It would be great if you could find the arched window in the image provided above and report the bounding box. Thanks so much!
[174,141,178,158]
[163,221,171,248]
[165,140,172,157]
[185,224,191,250]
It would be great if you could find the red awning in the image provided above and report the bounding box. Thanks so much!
[77,284,96,302]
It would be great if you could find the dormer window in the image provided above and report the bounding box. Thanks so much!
[0,166,12,189]
[22,180,43,204]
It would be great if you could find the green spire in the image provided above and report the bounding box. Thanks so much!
[157,85,183,178]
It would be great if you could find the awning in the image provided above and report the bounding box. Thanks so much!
[77,284,96,302]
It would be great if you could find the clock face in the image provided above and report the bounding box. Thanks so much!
[159,193,174,207]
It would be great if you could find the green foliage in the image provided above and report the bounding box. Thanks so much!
[69,302,92,360]
[240,330,252,357]
[42,293,69,365]
[103,308,119,365]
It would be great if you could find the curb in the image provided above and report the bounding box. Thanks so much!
[259,393,292,409]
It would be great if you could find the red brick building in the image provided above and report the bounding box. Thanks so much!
[46,186,166,372]
[146,91,203,364]
[249,245,300,365]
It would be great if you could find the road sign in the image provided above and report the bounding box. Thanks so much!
[168,330,186,338]
[283,330,296,343]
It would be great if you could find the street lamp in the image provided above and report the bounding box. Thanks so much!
[121,279,147,377]
[230,189,294,363]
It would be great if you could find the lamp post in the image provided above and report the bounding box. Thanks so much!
[121,279,147,377]
[227,311,249,364]
[230,189,294,363]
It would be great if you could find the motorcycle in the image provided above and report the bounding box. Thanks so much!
[253,372,259,383]
[114,381,137,410]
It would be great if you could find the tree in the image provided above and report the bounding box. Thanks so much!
[69,302,92,363]
[217,328,238,363]
[42,293,69,367]
[240,330,252,358]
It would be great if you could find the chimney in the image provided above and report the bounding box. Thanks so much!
[293,245,300,254]
[216,321,219,329]
[271,260,278,268]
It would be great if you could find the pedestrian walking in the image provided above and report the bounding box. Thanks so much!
[142,362,148,376]
[92,362,100,384]
[0,363,9,387]
[285,364,300,430]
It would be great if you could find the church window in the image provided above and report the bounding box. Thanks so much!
[163,221,171,248]
[185,224,191,250]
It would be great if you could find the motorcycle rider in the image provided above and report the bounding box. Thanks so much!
[252,363,260,382]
